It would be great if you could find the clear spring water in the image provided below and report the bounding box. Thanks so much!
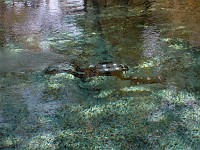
[0,0,200,149]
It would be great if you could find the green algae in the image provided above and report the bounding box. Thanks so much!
[48,38,200,149]
[0,41,200,149]
[54,88,200,149]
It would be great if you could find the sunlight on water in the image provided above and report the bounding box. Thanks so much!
[142,26,161,57]
[48,0,60,13]
[0,0,86,71]
[66,0,85,13]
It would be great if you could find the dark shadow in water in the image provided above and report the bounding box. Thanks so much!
[91,0,112,61]
[83,0,87,12]
[134,0,153,11]
[90,0,154,64]
[0,2,6,47]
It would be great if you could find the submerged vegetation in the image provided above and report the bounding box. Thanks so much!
[0,0,200,149]
[1,37,199,149]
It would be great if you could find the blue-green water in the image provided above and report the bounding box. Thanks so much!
[0,0,200,149]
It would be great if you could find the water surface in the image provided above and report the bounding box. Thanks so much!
[0,0,200,149]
